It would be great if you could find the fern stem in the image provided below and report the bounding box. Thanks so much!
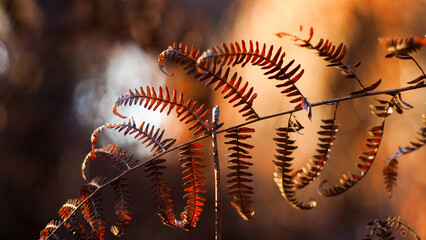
[211,106,222,240]
[409,55,426,77]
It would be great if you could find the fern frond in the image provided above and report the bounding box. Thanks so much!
[379,36,426,58]
[80,177,106,240]
[293,105,339,189]
[277,27,381,95]
[196,40,312,120]
[82,144,138,182]
[318,99,393,196]
[39,220,62,240]
[197,65,258,120]
[363,215,422,240]
[110,177,133,236]
[273,115,317,210]
[179,142,207,231]
[158,42,202,77]
[90,119,176,155]
[144,158,178,228]
[383,113,425,197]
[225,127,255,220]
[159,42,259,120]
[58,199,88,239]
[113,86,211,135]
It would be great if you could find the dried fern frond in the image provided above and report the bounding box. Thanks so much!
[113,86,211,135]
[144,158,178,228]
[318,98,393,197]
[293,104,339,189]
[196,40,312,120]
[82,144,138,182]
[273,115,317,210]
[90,119,176,155]
[178,142,207,231]
[225,127,255,220]
[58,199,88,239]
[277,27,381,95]
[39,220,62,240]
[363,215,422,240]
[159,43,259,121]
[383,114,425,198]
[110,177,133,237]
[379,36,426,58]
[80,177,106,240]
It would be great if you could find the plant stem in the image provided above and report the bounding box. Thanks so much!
[211,106,222,240]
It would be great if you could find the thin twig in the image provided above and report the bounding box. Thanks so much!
[212,106,222,240]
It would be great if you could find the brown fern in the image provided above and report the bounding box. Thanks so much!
[113,86,211,135]
[159,43,259,121]
[196,40,312,120]
[276,27,383,95]
[39,220,62,240]
[273,115,317,210]
[363,215,422,240]
[82,144,139,182]
[379,36,426,58]
[58,199,88,239]
[144,158,178,228]
[293,104,340,189]
[90,119,176,155]
[318,98,394,197]
[110,177,133,236]
[383,113,426,198]
[224,127,255,220]
[178,142,206,230]
[80,177,106,240]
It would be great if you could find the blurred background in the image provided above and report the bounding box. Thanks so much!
[0,0,424,239]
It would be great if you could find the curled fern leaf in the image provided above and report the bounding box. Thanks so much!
[80,177,106,240]
[113,86,211,135]
[294,105,340,189]
[39,220,62,240]
[144,158,178,228]
[58,199,88,239]
[110,177,133,237]
[276,27,378,95]
[197,40,312,120]
[383,114,425,198]
[179,142,207,231]
[159,42,259,121]
[82,144,138,182]
[318,98,393,197]
[90,119,176,155]
[225,127,255,220]
[273,115,317,210]
[364,215,422,240]
[379,36,426,58]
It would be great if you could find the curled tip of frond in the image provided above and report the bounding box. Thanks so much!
[379,35,426,58]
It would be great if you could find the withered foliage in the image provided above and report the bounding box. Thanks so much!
[363,215,422,240]
[40,28,425,240]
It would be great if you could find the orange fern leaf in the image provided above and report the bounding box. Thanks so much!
[159,43,259,121]
[110,177,133,236]
[225,127,255,220]
[90,119,176,155]
[197,40,312,120]
[58,199,88,239]
[39,220,62,240]
[113,86,211,135]
[273,115,317,210]
[318,98,394,196]
[179,142,207,231]
[293,105,339,189]
[80,177,106,240]
[383,114,425,197]
[379,36,426,58]
[82,144,138,182]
